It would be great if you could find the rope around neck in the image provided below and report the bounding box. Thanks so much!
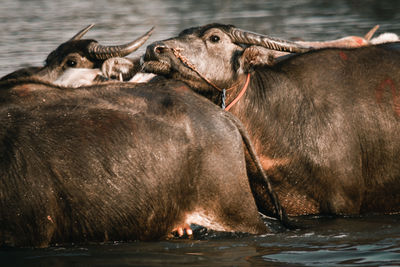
[225,73,250,111]
[171,47,251,110]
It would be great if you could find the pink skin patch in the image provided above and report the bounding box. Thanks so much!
[339,51,348,61]
[375,78,400,117]
[352,37,365,46]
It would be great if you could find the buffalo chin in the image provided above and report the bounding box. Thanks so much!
[143,61,172,76]
[143,59,218,92]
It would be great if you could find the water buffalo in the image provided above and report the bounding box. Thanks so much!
[0,77,286,247]
[0,24,153,86]
[142,23,400,216]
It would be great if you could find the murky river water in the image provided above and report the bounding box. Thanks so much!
[1,0,400,266]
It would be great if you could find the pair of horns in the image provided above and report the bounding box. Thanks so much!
[228,28,312,53]
[69,24,154,60]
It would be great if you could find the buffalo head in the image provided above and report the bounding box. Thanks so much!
[143,23,310,94]
[1,24,154,86]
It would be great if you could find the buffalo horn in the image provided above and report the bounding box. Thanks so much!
[69,24,95,41]
[88,27,155,60]
[229,28,312,53]
[364,25,379,41]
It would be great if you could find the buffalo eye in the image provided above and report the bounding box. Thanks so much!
[209,35,220,43]
[66,59,77,67]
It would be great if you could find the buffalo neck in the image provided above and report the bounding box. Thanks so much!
[190,74,252,110]
[228,66,308,157]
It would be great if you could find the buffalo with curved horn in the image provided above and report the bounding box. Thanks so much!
[1,24,154,87]
[143,23,400,216]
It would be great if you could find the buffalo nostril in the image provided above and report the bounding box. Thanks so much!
[154,44,167,54]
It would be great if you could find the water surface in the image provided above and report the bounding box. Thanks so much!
[2,216,400,266]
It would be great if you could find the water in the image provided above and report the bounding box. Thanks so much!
[1,0,400,266]
[1,216,400,266]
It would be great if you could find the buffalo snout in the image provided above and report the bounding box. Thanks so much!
[154,43,168,54]
[146,41,168,58]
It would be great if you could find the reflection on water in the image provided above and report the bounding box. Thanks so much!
[1,0,400,266]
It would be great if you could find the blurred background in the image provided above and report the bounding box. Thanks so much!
[1,0,400,77]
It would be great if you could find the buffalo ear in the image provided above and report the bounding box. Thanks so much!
[239,46,277,72]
